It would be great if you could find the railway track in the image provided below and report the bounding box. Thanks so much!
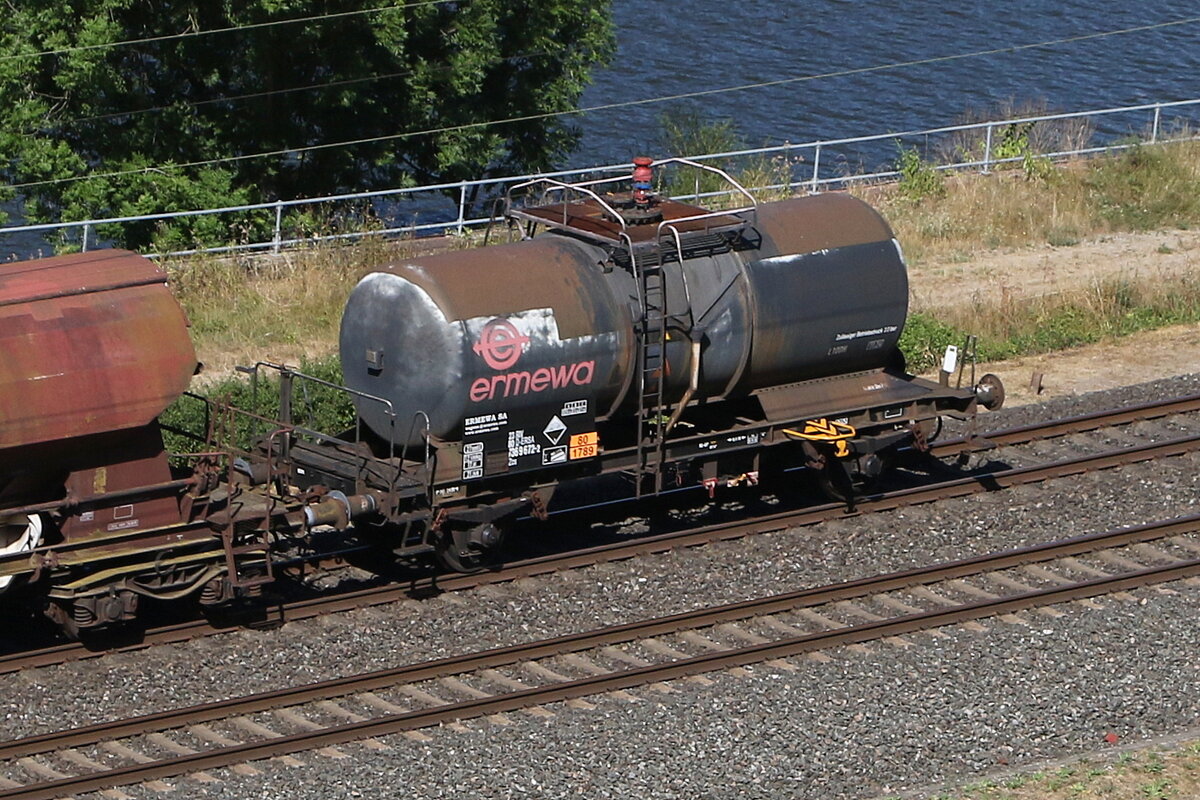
[3,391,1199,676]
[2,512,1198,799]
[929,391,1200,453]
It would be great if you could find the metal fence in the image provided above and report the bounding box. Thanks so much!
[4,97,1199,259]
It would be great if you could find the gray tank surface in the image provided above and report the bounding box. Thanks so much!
[339,193,908,448]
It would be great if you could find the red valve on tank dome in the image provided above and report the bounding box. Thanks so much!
[632,156,654,208]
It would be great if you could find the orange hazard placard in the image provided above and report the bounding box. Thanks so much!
[569,432,598,447]
[569,431,599,460]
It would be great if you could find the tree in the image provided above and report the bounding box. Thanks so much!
[0,1,614,249]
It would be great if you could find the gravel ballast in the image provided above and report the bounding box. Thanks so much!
[3,374,1199,798]
[145,582,1200,800]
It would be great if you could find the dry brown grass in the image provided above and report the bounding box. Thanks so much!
[919,740,1200,800]
[856,137,1200,266]
[165,233,461,376]
[948,272,1200,351]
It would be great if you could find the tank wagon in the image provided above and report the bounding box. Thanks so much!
[292,159,1002,567]
[0,159,1002,632]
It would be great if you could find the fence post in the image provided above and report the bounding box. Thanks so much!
[809,143,821,194]
[81,223,91,253]
[272,201,283,254]
[456,182,468,234]
[984,122,993,175]
[1151,104,1162,144]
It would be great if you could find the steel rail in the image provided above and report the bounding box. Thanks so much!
[2,395,1198,675]
[930,392,1200,454]
[2,512,1196,762]
[2,523,1198,799]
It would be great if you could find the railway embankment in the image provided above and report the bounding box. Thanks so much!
[909,227,1200,407]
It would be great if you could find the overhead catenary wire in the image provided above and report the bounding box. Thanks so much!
[0,0,454,65]
[8,14,1200,192]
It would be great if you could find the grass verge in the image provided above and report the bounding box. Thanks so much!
[868,138,1200,266]
[900,271,1200,373]
[166,233,467,376]
[907,738,1200,800]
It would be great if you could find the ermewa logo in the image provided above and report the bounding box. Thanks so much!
[469,317,594,403]
[473,318,530,371]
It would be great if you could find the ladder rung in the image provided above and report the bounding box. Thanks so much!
[636,252,668,502]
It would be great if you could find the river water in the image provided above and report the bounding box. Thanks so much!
[6,3,1199,257]
[573,0,1200,167]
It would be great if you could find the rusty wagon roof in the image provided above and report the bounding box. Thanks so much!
[0,249,197,451]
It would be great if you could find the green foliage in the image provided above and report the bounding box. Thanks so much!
[895,142,945,202]
[659,109,741,160]
[941,100,1092,180]
[288,356,360,434]
[656,109,744,199]
[160,354,356,455]
[63,159,262,253]
[652,109,797,202]
[1020,148,1055,181]
[988,121,1053,180]
[0,0,615,251]
[1140,778,1171,799]
[991,122,1034,161]
[898,312,963,372]
[1006,306,1095,353]
[1142,754,1168,774]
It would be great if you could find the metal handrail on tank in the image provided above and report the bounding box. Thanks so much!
[649,161,758,244]
[654,157,758,222]
[619,231,641,305]
[160,390,216,450]
[503,157,758,244]
[243,361,393,414]
[252,364,439,503]
[398,410,435,549]
[505,175,631,236]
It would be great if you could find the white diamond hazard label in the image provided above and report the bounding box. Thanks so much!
[543,415,567,444]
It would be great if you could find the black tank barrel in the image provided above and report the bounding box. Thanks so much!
[340,193,907,448]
